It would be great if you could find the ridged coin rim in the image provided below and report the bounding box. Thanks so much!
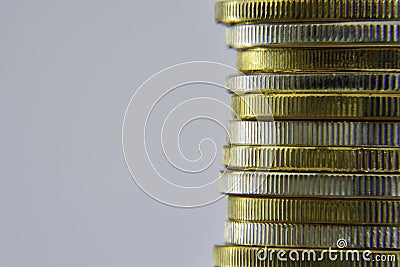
[227,22,400,48]
[226,121,400,146]
[224,221,400,248]
[215,0,400,24]
[223,145,400,172]
[227,73,400,93]
[219,170,400,197]
[213,245,400,267]
[232,93,400,120]
[237,48,400,72]
[227,196,400,224]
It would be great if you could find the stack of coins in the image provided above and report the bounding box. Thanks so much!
[213,0,400,266]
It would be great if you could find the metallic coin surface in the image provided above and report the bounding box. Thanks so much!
[214,0,400,260]
[228,196,400,224]
[223,145,400,172]
[227,73,400,93]
[219,170,400,197]
[227,22,400,48]
[232,93,400,120]
[213,246,400,267]
[224,221,400,248]
[215,0,400,24]
[227,121,400,146]
[237,48,400,72]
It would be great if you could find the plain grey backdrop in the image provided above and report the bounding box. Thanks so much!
[0,0,235,266]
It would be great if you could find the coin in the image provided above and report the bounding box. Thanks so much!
[227,22,400,48]
[226,73,400,94]
[227,196,400,224]
[232,93,400,120]
[219,170,400,197]
[224,221,400,248]
[215,0,400,24]
[226,121,400,146]
[215,0,400,260]
[237,48,400,72]
[223,145,400,172]
[213,246,400,267]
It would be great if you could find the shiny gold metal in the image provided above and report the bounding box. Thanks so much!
[215,0,400,24]
[232,93,400,120]
[228,196,400,224]
[223,145,400,172]
[224,221,400,248]
[213,246,400,267]
[237,48,400,72]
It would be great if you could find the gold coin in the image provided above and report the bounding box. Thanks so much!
[213,246,400,267]
[215,0,400,24]
[232,93,400,120]
[237,48,400,72]
[228,196,400,224]
[223,145,400,172]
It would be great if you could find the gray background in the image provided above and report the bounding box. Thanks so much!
[0,0,235,266]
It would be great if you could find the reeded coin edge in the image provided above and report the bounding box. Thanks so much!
[227,22,400,48]
[213,245,400,267]
[227,120,400,146]
[219,170,400,197]
[223,146,400,172]
[224,221,400,248]
[237,48,400,72]
[226,73,400,92]
[215,0,400,24]
[227,196,400,224]
[232,94,400,119]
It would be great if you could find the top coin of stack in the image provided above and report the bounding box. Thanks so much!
[213,0,400,266]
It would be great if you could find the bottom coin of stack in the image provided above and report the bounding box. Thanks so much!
[213,246,400,267]
[213,119,400,267]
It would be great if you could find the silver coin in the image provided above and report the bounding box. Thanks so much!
[219,170,400,197]
[224,221,400,249]
[227,22,400,49]
[227,121,400,146]
[227,73,400,93]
